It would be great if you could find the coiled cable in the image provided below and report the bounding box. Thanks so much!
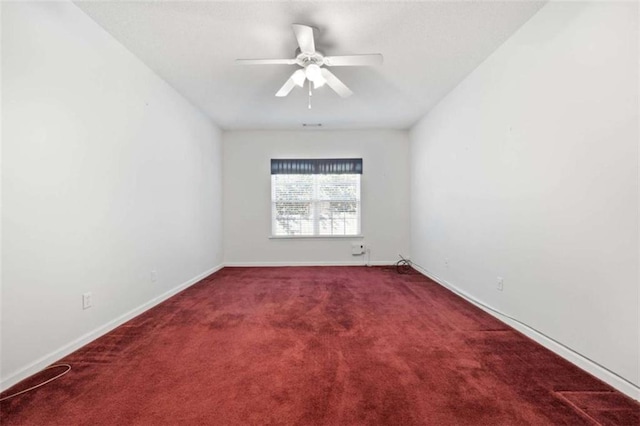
[396,255,412,274]
[0,364,71,402]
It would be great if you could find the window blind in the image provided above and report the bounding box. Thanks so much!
[271,158,363,175]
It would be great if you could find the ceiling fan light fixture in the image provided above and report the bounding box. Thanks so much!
[305,64,322,82]
[313,76,326,89]
[292,69,306,87]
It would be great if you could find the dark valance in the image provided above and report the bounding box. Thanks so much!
[271,158,363,175]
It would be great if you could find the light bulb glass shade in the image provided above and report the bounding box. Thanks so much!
[313,76,326,89]
[292,69,306,87]
[305,64,322,82]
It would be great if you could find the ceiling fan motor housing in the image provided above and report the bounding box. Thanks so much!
[295,49,325,68]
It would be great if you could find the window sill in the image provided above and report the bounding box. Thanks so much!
[269,234,364,240]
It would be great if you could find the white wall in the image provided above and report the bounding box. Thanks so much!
[223,130,410,265]
[1,1,223,389]
[410,1,639,394]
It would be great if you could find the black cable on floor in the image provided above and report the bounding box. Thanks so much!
[396,254,412,274]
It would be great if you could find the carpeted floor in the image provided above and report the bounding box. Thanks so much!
[1,266,638,425]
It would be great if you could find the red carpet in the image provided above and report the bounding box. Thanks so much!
[2,266,638,425]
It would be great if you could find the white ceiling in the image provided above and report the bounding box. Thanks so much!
[74,1,545,130]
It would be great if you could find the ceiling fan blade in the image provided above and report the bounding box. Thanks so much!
[320,68,353,98]
[276,70,306,97]
[323,54,383,67]
[236,58,297,65]
[275,78,296,97]
[292,24,316,54]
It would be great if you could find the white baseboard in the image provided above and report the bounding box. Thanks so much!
[223,260,396,267]
[0,264,224,392]
[411,263,640,401]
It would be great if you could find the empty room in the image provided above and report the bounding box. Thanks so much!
[1,0,639,424]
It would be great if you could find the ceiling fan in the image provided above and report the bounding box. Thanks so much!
[236,24,383,103]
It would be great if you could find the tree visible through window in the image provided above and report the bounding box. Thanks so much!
[271,159,362,236]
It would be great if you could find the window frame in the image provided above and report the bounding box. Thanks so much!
[269,160,363,239]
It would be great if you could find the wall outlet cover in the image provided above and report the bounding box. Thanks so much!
[82,292,93,309]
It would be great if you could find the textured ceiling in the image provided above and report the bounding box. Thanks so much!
[74,1,545,130]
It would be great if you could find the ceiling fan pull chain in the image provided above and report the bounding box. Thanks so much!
[308,80,312,109]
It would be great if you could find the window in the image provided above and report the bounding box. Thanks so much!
[271,159,362,237]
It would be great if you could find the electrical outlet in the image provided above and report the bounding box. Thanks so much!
[497,277,504,291]
[82,292,92,310]
[150,270,158,283]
